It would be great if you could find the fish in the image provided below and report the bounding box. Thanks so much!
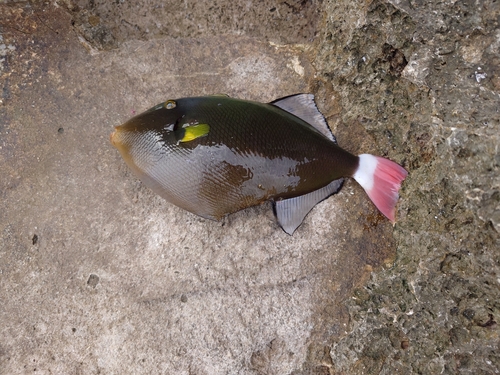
[110,94,407,234]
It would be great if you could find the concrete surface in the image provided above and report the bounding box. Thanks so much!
[0,0,498,374]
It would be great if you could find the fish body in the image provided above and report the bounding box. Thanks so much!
[111,94,407,234]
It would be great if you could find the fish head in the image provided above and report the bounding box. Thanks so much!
[110,99,182,149]
[110,98,211,179]
[110,99,187,177]
[111,98,212,152]
[109,98,215,218]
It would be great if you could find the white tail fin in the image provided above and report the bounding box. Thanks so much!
[353,154,408,222]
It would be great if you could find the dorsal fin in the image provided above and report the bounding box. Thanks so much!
[271,94,336,142]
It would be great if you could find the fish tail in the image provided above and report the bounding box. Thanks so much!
[352,154,408,222]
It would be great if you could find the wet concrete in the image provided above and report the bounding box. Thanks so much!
[0,0,499,374]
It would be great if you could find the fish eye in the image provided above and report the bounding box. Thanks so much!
[165,100,177,109]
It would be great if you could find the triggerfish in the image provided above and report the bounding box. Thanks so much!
[111,94,407,234]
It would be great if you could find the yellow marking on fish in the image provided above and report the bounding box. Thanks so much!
[178,124,210,143]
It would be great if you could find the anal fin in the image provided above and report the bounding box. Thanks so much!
[274,178,344,235]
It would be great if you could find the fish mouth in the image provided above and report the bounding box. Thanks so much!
[110,126,134,165]
[110,127,120,147]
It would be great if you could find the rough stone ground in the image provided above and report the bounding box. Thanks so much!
[0,0,498,374]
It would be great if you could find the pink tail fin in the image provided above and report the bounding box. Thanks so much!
[352,154,408,222]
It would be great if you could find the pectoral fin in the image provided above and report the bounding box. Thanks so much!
[274,178,344,235]
[176,124,210,143]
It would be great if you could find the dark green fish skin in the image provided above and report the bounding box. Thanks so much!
[111,96,359,221]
